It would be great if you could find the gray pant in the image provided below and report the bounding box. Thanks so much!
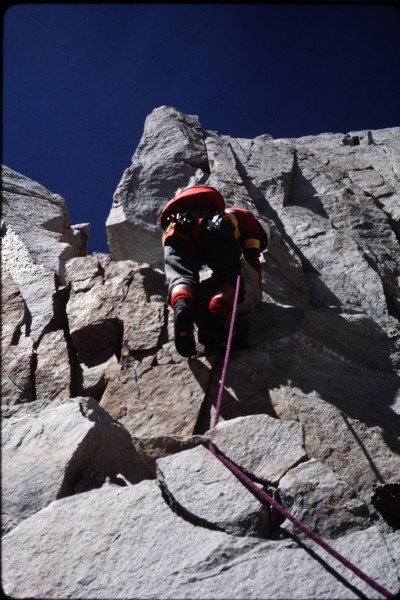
[163,216,242,302]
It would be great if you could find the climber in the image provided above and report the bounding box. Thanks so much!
[160,184,269,358]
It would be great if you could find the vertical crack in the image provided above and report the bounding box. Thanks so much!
[29,349,37,401]
[96,259,106,284]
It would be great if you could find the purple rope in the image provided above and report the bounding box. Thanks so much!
[208,443,395,599]
[208,275,395,598]
[212,275,241,429]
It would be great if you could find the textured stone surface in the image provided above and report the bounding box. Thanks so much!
[106,109,400,323]
[206,414,306,485]
[1,397,151,533]
[106,106,209,267]
[157,444,270,537]
[1,269,35,403]
[279,458,371,539]
[1,109,400,599]
[3,480,399,600]
[1,165,89,343]
[65,255,165,356]
[101,358,206,436]
[1,166,89,406]
[35,330,71,400]
[268,386,400,504]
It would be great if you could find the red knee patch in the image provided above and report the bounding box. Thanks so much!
[171,290,193,308]
[209,296,231,319]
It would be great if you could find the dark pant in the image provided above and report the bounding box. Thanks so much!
[163,216,242,304]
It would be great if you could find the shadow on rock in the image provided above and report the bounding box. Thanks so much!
[245,302,400,455]
[189,345,279,435]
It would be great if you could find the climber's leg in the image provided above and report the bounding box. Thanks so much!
[164,237,200,357]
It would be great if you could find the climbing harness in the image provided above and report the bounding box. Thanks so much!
[205,275,396,599]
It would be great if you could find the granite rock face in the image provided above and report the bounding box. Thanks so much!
[2,396,151,534]
[106,107,400,322]
[3,481,399,600]
[1,165,89,406]
[1,109,400,599]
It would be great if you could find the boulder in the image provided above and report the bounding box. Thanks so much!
[157,444,270,537]
[1,397,151,533]
[1,269,35,403]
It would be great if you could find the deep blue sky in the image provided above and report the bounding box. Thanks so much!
[3,2,400,254]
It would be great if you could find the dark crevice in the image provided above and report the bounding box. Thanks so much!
[96,259,106,284]
[23,299,32,338]
[192,356,221,435]
[10,323,22,346]
[9,293,31,345]
[229,142,275,215]
[140,266,168,302]
[157,475,226,534]
[53,282,84,399]
[46,282,81,398]
[371,484,400,530]
[284,150,329,219]
[157,305,170,349]
[29,350,37,401]
[184,156,211,175]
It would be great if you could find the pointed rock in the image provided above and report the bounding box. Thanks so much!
[1,166,89,343]
[106,106,210,267]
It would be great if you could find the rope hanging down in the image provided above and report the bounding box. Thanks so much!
[212,274,242,428]
[207,274,395,600]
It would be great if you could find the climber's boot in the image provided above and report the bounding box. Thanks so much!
[197,313,228,355]
[173,298,196,357]
[197,294,230,354]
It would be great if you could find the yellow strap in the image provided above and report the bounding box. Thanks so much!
[243,238,260,249]
[225,212,240,239]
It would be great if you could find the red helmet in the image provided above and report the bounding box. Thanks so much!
[160,185,225,229]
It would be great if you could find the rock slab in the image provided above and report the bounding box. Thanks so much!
[3,480,399,599]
